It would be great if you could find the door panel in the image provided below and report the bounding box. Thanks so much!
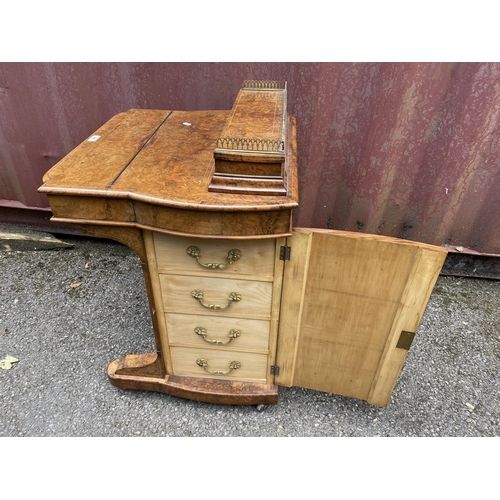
[275,228,447,406]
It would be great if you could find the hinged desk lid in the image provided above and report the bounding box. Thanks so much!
[215,80,286,154]
[209,81,289,196]
[274,228,447,406]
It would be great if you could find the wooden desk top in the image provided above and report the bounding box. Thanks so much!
[39,105,298,238]
[39,108,298,213]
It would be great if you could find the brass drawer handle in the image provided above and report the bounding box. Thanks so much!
[187,246,242,269]
[196,358,241,375]
[194,326,241,345]
[191,289,242,310]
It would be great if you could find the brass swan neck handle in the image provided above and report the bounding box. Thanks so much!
[194,326,241,345]
[196,358,241,375]
[187,246,242,269]
[191,290,242,310]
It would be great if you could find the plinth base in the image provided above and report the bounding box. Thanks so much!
[107,352,279,405]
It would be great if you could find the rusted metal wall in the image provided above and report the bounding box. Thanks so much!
[1,62,500,254]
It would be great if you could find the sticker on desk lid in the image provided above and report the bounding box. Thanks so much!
[88,135,101,142]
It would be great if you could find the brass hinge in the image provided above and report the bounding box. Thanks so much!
[270,365,280,376]
[396,330,416,350]
[280,246,291,261]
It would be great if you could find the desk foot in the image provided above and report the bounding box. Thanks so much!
[108,352,279,405]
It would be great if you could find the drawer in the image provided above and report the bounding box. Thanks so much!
[160,275,273,320]
[170,346,268,382]
[153,233,276,281]
[166,313,270,352]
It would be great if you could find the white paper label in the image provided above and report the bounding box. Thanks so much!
[88,135,101,142]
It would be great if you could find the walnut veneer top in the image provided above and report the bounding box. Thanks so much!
[40,108,298,213]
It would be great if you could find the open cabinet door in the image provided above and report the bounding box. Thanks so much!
[274,228,447,406]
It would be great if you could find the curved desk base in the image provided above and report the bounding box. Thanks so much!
[108,352,279,405]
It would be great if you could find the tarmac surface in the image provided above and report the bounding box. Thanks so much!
[1,222,499,437]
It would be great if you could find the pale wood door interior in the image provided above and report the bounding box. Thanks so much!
[275,228,447,406]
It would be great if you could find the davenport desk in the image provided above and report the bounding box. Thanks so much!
[39,82,447,407]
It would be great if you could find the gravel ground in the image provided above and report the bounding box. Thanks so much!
[1,223,499,438]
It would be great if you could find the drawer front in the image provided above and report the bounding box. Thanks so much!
[170,346,268,382]
[153,233,276,281]
[160,275,273,320]
[166,313,270,352]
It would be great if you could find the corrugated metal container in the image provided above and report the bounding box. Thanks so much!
[1,62,500,254]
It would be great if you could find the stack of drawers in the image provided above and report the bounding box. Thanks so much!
[152,233,278,383]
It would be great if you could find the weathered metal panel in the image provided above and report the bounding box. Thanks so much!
[1,62,500,254]
[293,62,500,256]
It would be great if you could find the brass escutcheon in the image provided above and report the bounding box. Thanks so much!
[194,326,241,345]
[191,289,242,310]
[196,358,241,375]
[187,246,242,269]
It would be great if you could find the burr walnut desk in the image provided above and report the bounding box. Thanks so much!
[39,82,447,407]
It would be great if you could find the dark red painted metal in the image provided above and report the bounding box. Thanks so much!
[1,62,500,254]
